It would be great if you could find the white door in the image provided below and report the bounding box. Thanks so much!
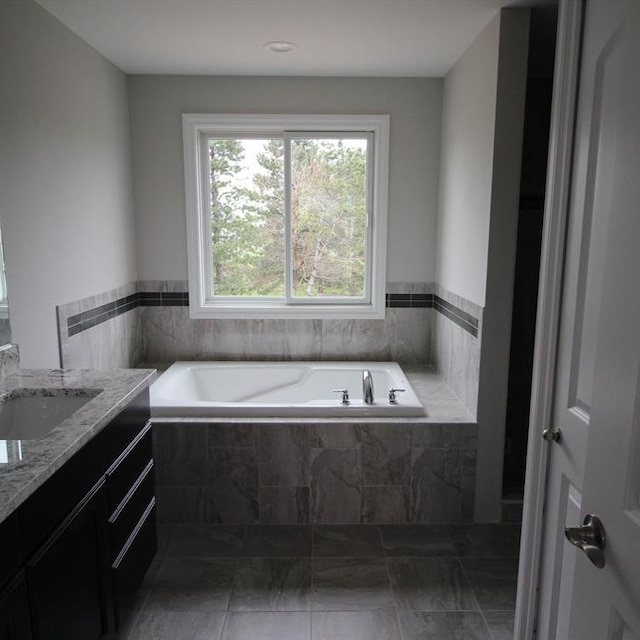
[535,1,640,638]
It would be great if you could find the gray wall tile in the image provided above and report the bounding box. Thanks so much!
[411,448,462,523]
[154,424,208,485]
[260,424,310,486]
[310,449,361,524]
[260,487,310,525]
[359,424,411,485]
[208,423,259,448]
[156,485,208,524]
[207,448,259,524]
[361,486,410,524]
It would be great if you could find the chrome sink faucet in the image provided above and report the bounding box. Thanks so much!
[362,370,374,404]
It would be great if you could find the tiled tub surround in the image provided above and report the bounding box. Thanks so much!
[0,344,20,381]
[0,367,156,521]
[57,281,142,369]
[58,282,482,385]
[138,281,434,366]
[0,319,11,348]
[152,369,477,526]
[57,282,434,368]
[431,285,483,416]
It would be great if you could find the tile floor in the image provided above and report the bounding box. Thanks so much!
[121,523,521,640]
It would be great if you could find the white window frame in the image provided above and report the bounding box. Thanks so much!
[182,114,389,319]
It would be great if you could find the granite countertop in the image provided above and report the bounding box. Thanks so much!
[0,368,156,524]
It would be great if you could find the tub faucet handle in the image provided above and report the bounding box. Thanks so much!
[332,389,350,405]
[388,388,405,404]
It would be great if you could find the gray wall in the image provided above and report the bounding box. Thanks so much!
[0,0,138,368]
[436,9,529,520]
[436,12,500,307]
[128,76,442,284]
[124,76,443,366]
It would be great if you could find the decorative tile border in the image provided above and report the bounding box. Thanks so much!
[433,296,479,338]
[67,293,138,337]
[139,291,189,307]
[62,284,481,339]
[386,293,479,337]
[386,293,433,308]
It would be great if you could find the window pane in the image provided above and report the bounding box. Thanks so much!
[290,137,368,298]
[207,138,284,296]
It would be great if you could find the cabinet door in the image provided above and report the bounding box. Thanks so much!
[0,573,32,640]
[27,479,113,640]
[112,500,157,630]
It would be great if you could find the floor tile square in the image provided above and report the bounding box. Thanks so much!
[311,610,401,639]
[229,558,312,611]
[312,558,394,611]
[397,611,492,640]
[221,612,311,640]
[448,524,520,557]
[156,524,182,557]
[131,553,164,607]
[313,525,383,557]
[168,525,245,558]
[145,558,237,611]
[381,525,456,557]
[117,608,142,640]
[483,611,515,640]
[128,611,225,640]
[387,557,478,611]
[460,558,519,611]
[243,525,312,557]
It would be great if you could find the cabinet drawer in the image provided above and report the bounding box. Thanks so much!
[112,500,157,630]
[109,461,155,558]
[106,422,152,513]
[0,513,21,590]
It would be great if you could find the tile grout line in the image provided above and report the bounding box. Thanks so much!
[456,554,488,634]
[310,524,315,638]
[380,526,408,640]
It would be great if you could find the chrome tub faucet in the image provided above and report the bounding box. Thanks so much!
[363,369,374,404]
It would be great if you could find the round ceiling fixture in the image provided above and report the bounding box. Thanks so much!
[264,40,297,53]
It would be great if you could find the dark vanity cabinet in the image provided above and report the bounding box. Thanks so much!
[0,512,31,640]
[0,573,32,640]
[1,387,156,640]
[27,480,112,640]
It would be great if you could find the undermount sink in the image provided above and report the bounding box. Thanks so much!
[0,390,100,440]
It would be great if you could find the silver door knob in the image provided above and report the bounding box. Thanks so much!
[564,514,606,569]
[542,427,562,443]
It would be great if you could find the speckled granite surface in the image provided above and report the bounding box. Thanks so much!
[0,368,156,524]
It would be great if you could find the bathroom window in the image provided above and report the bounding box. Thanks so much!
[182,114,389,319]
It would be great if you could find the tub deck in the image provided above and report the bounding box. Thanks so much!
[143,364,474,424]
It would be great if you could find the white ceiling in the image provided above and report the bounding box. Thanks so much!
[35,0,552,77]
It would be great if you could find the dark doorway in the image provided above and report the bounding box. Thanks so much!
[503,5,558,503]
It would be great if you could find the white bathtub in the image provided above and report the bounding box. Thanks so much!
[150,361,425,418]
